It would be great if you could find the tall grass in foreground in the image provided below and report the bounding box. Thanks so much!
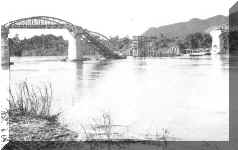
[9,81,59,122]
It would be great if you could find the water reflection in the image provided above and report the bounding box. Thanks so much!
[75,62,83,81]
[88,60,113,80]
[135,59,148,73]
[2,64,10,70]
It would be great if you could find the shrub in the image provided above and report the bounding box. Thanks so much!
[8,81,59,122]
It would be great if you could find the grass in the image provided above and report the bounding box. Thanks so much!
[8,81,60,122]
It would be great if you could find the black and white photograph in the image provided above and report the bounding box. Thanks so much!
[0,0,237,149]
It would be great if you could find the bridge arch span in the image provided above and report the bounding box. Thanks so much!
[3,16,75,30]
[1,16,124,65]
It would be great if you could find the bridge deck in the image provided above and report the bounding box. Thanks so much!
[2,16,126,60]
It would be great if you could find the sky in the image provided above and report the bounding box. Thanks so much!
[0,0,237,38]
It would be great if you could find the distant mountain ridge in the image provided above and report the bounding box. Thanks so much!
[143,15,228,38]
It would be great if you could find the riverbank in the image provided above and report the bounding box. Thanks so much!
[9,114,78,141]
[8,80,78,141]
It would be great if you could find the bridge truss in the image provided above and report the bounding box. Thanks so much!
[2,16,124,59]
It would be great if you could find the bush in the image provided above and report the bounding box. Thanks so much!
[9,81,59,122]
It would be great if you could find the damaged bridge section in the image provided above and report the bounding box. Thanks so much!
[1,16,125,65]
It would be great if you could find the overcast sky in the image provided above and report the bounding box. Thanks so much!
[0,0,237,38]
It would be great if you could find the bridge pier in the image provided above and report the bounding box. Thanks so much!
[1,26,9,66]
[68,31,86,61]
[210,29,222,54]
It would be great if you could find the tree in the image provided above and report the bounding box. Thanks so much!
[201,34,212,48]
[109,36,132,51]
[9,34,68,56]
[185,32,212,49]
[9,34,22,56]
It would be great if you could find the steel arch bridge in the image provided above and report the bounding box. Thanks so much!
[3,16,74,29]
[1,16,124,65]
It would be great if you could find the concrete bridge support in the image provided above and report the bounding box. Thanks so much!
[1,26,9,66]
[210,29,222,54]
[68,33,86,61]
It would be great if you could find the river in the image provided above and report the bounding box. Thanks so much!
[9,55,229,141]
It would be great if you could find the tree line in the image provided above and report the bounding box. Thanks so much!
[9,34,68,56]
[109,32,213,53]
[9,31,228,57]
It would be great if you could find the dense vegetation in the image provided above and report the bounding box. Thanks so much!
[9,34,68,56]
[110,32,212,51]
[176,32,212,50]
[9,32,217,57]
[109,36,132,51]
[150,32,212,50]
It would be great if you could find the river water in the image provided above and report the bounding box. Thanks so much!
[9,55,229,141]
